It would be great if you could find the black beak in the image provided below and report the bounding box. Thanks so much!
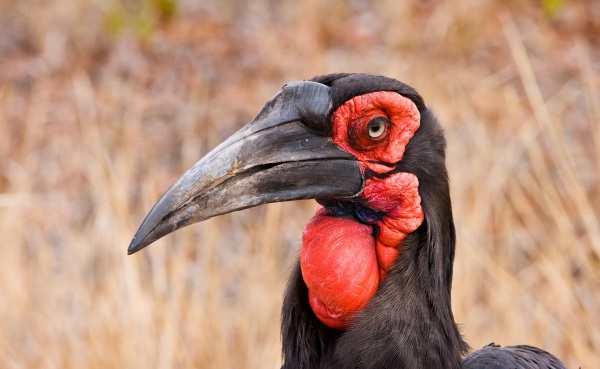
[128,81,363,254]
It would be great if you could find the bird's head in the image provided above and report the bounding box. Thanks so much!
[129,73,452,330]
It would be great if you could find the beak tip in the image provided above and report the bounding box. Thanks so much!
[127,243,139,255]
[127,234,146,255]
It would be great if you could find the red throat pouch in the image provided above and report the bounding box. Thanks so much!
[300,207,379,329]
[300,173,424,329]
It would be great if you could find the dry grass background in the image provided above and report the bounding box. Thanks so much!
[0,0,599,368]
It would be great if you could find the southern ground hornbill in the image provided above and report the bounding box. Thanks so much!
[129,73,568,369]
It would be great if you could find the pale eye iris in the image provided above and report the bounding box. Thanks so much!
[367,119,387,138]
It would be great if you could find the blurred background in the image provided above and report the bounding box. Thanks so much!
[0,0,599,368]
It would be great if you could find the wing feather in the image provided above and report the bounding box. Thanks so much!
[461,343,568,369]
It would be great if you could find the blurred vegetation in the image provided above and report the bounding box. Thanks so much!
[541,0,567,19]
[105,0,179,38]
[0,0,599,368]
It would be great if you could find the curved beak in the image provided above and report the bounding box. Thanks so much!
[128,81,363,254]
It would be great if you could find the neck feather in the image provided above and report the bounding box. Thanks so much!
[282,212,468,369]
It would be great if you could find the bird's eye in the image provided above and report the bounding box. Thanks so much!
[367,117,388,139]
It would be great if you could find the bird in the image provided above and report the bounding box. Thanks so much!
[128,73,568,369]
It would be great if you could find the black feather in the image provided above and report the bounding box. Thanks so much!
[311,73,426,113]
[282,74,468,368]
[281,73,568,369]
[461,343,567,369]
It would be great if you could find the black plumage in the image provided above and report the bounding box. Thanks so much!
[279,74,567,369]
[461,343,567,369]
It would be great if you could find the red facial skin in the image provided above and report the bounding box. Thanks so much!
[300,92,425,329]
[331,91,421,174]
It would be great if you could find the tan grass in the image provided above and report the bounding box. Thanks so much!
[0,0,598,368]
